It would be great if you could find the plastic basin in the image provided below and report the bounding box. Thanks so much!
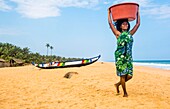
[109,2,139,21]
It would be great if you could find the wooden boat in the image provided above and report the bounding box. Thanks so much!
[32,55,101,69]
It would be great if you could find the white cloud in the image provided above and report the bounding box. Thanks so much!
[1,0,170,19]
[112,0,170,19]
[11,0,61,19]
[9,0,99,19]
[142,5,170,19]
[103,1,110,5]
[0,0,12,11]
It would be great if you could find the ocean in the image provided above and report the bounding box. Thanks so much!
[110,60,170,70]
[133,60,170,70]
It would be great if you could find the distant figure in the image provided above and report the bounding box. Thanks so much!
[108,10,140,97]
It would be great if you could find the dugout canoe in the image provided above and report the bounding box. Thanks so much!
[32,55,101,69]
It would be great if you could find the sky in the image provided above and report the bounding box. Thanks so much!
[0,0,170,61]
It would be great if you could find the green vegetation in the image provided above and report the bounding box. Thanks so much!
[0,42,81,64]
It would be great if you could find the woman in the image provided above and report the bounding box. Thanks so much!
[108,9,140,97]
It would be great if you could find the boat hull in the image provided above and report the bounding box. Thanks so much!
[32,55,101,69]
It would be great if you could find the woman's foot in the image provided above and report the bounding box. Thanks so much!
[123,93,128,97]
[114,83,120,94]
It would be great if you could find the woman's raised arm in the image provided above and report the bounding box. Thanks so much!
[130,10,140,35]
[108,10,121,38]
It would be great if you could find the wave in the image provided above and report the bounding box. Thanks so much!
[133,62,170,70]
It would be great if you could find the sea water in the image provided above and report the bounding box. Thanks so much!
[133,60,170,70]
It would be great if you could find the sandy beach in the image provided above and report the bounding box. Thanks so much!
[0,62,170,109]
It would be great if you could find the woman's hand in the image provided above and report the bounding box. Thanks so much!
[108,9,111,15]
[108,9,112,24]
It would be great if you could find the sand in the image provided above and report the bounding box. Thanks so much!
[0,62,170,109]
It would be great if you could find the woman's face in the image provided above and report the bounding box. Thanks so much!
[121,21,129,31]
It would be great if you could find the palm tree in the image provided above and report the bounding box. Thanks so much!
[46,43,50,56]
[50,46,53,56]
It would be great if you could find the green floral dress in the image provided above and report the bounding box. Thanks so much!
[115,31,133,76]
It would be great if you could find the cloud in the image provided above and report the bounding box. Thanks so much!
[142,5,170,19]
[0,0,12,11]
[103,1,110,5]
[112,0,170,19]
[112,0,154,7]
[8,0,99,19]
[11,0,61,19]
[1,0,170,19]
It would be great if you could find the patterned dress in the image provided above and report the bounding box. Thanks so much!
[115,31,133,76]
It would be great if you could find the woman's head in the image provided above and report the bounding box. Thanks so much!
[115,19,130,32]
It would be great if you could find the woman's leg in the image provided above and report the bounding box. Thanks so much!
[115,81,121,94]
[125,74,132,82]
[120,75,128,97]
[115,74,132,94]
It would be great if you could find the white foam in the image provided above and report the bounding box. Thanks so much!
[133,62,170,70]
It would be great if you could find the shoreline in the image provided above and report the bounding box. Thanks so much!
[105,61,170,71]
[0,62,170,109]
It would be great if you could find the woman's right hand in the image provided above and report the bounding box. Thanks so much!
[108,9,112,24]
[108,9,111,14]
